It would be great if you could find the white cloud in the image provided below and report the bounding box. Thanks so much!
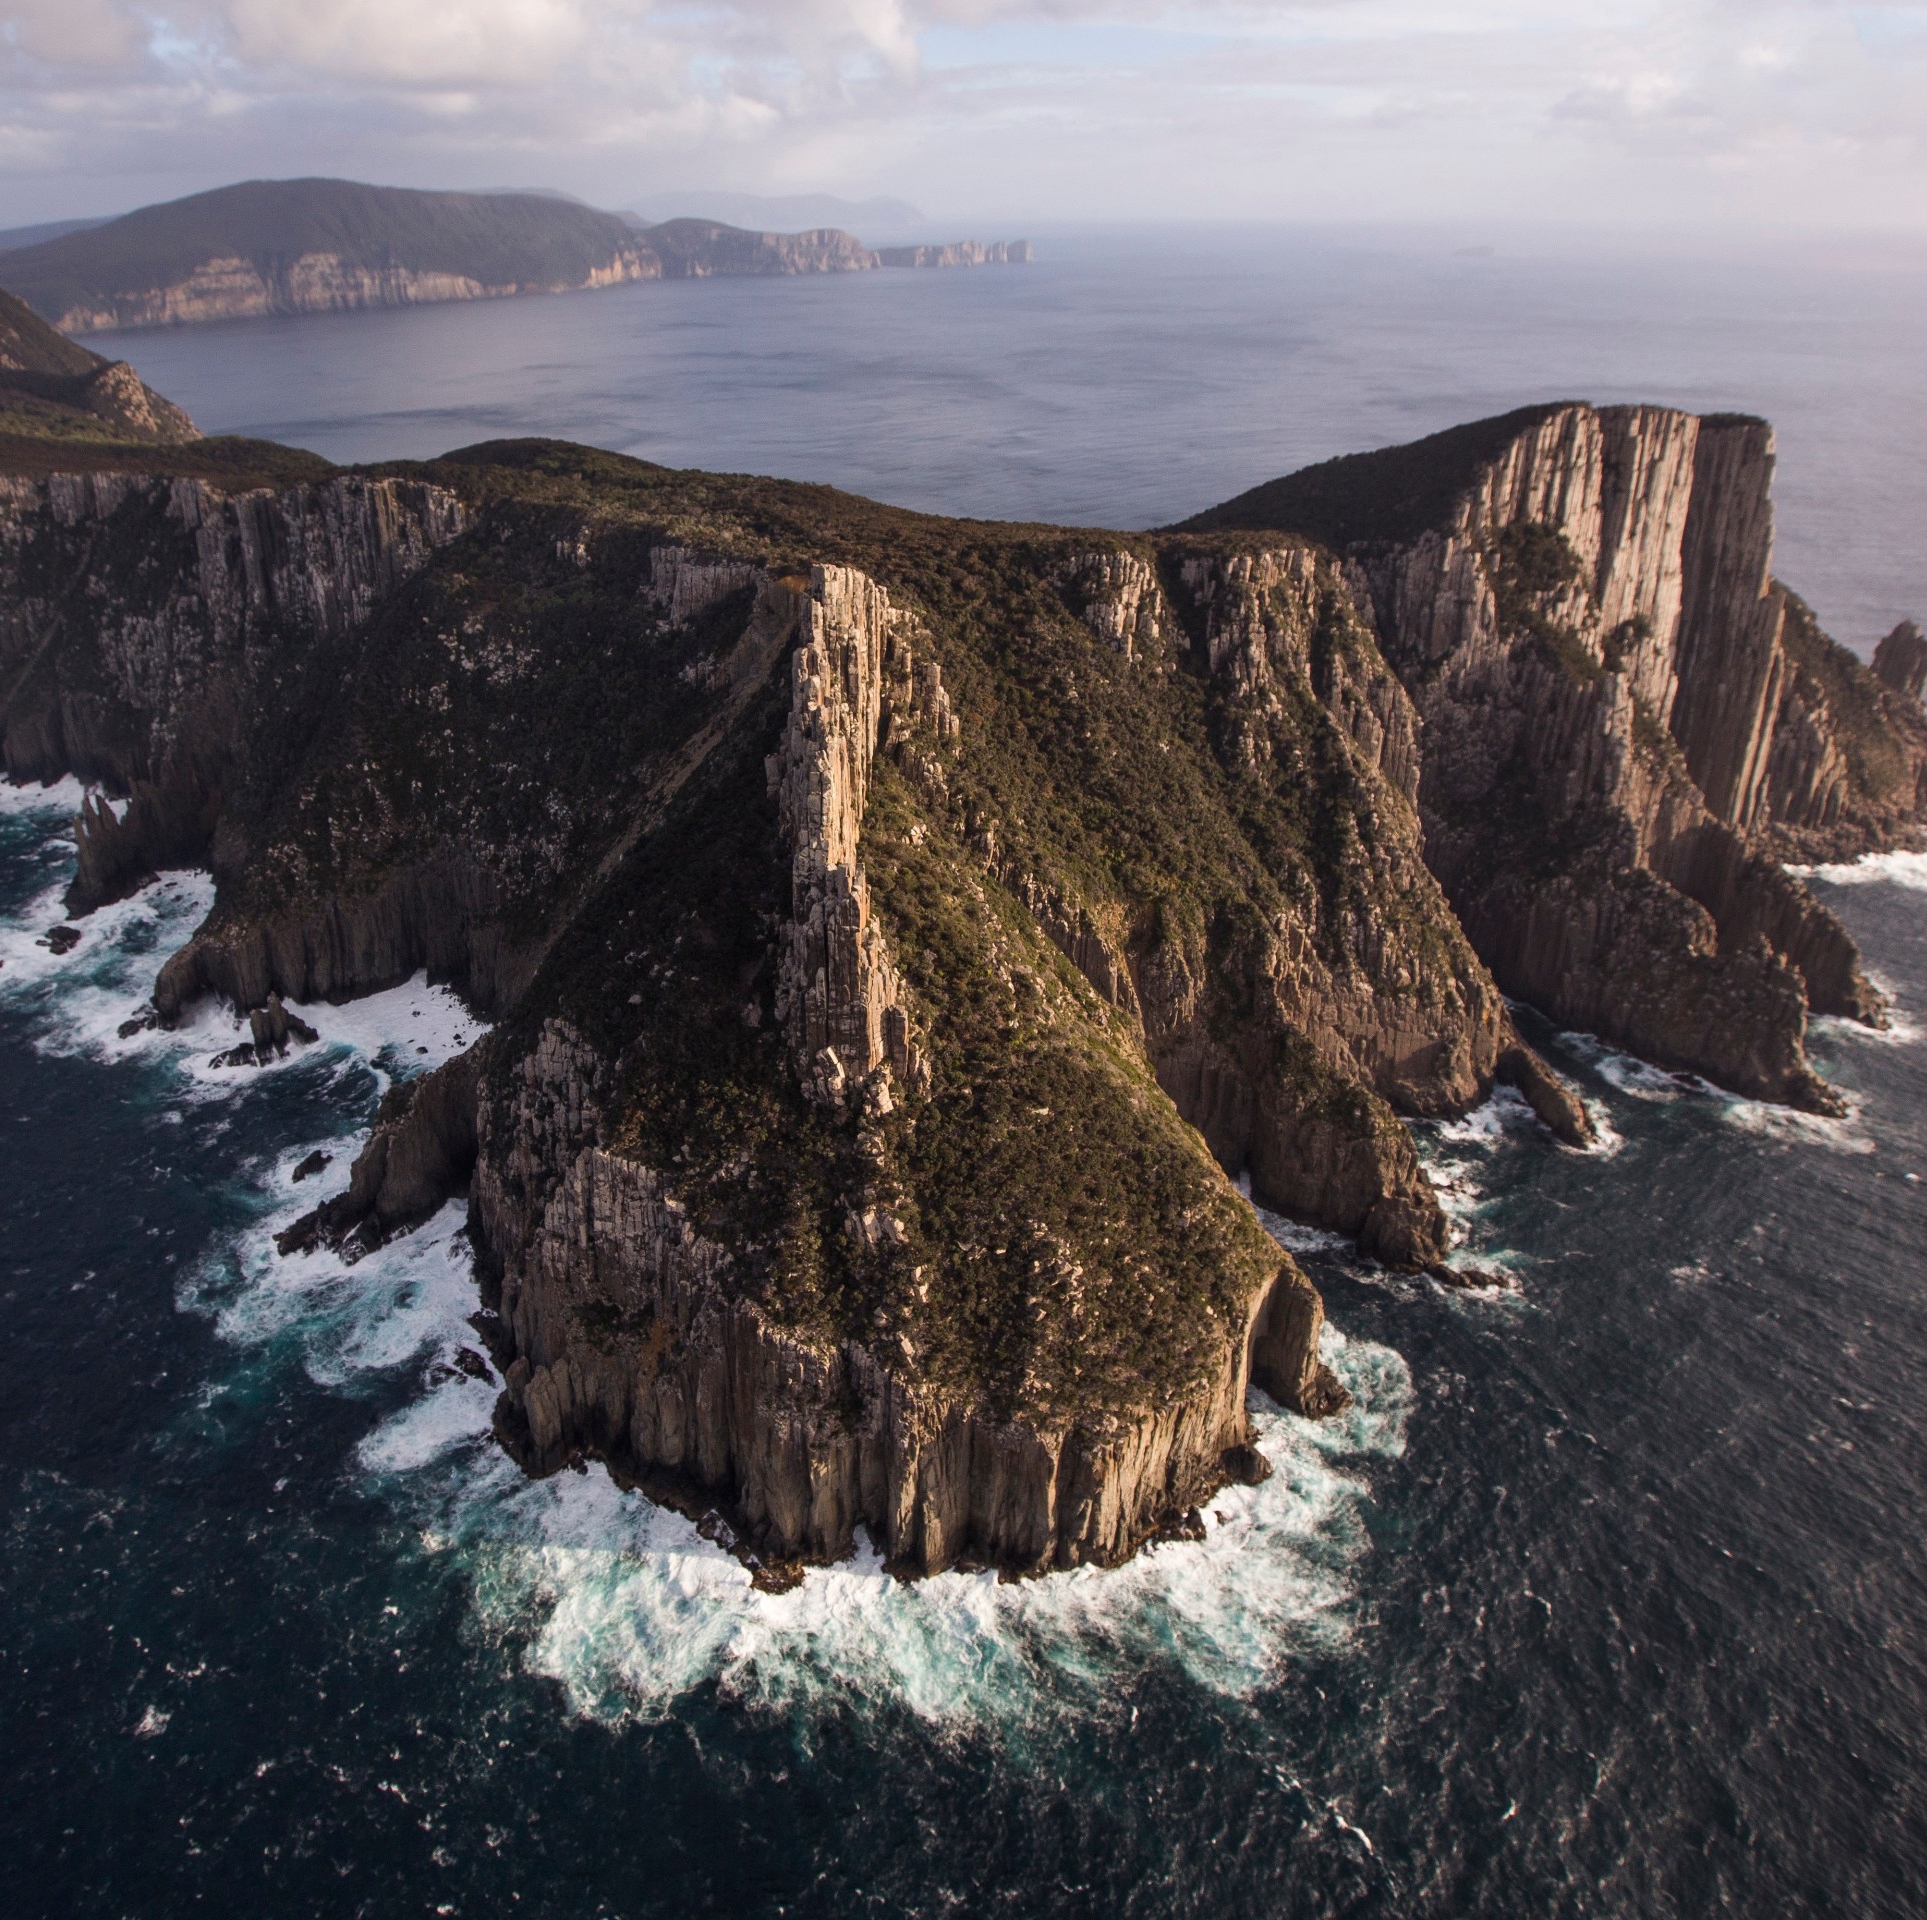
[0,1,1921,234]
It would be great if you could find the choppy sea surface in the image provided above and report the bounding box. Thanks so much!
[7,770,1927,1918]
[7,243,1927,1913]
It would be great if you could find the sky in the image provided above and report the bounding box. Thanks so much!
[1,1,1925,234]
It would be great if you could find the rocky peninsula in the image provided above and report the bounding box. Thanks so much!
[3,179,1030,336]
[2,320,1919,1581]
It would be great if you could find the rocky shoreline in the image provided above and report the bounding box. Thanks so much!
[3,386,1921,1579]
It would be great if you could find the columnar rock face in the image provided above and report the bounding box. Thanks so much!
[773,567,920,1107]
[1062,550,1165,662]
[17,406,1899,1585]
[48,253,652,334]
[1670,418,1789,833]
[1142,543,1584,1265]
[464,558,1328,1575]
[1187,400,1918,1105]
[1,470,464,912]
[1875,621,1927,702]
[476,1021,1290,1576]
[876,241,1033,268]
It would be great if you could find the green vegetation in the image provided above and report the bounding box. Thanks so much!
[7,426,1514,1421]
[0,286,201,455]
[1480,520,1603,683]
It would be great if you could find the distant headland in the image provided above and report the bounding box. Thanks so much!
[0,178,1032,337]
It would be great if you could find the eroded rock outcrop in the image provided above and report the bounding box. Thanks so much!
[1874,621,1926,703]
[1,468,465,903]
[1186,401,1916,1107]
[446,560,1341,1574]
[772,566,922,1109]
[20,402,1890,1586]
[477,1018,1299,1576]
[1142,544,1586,1263]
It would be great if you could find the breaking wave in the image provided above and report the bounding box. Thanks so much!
[215,1170,1414,1730]
[4,781,1416,1736]
[1789,849,1927,892]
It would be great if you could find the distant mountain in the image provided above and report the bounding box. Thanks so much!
[5,179,652,334]
[0,217,112,254]
[0,284,197,443]
[2,179,1031,337]
[621,191,926,241]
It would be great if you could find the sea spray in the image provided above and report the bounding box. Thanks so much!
[1789,850,1927,892]
[241,1166,1417,1729]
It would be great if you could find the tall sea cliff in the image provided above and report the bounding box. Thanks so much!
[2,395,1920,1579]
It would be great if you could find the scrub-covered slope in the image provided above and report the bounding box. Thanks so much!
[0,285,197,445]
[12,393,1888,1581]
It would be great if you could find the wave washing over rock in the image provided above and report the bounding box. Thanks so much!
[0,785,1412,1733]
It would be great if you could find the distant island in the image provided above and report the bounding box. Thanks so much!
[1,179,1032,336]
[2,287,1920,1584]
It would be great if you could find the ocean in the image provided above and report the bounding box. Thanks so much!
[114,228,1927,657]
[7,233,1927,1915]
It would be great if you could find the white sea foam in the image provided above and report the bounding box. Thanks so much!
[1,827,481,1099]
[418,1320,1411,1729]
[1811,1002,1922,1049]
[200,1142,1414,1731]
[1236,1175,1354,1258]
[14,787,1415,1733]
[1789,849,1927,891]
[1716,1090,1876,1155]
[1558,1030,1701,1101]
[1432,1087,1538,1148]
[0,774,87,818]
[1555,1025,1876,1155]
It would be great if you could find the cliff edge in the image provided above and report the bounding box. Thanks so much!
[7,395,1903,1580]
[1186,402,1922,1108]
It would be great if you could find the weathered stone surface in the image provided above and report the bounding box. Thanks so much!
[772,566,925,1107]
[472,1021,1294,1575]
[19,395,1907,1585]
[1060,550,1166,662]
[278,1044,485,1261]
[1219,402,1899,1101]
[1874,620,1927,703]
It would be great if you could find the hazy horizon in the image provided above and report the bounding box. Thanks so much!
[3,3,1923,243]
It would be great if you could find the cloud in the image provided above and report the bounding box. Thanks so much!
[0,1,1922,234]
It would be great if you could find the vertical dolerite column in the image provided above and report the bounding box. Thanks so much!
[1670,418,1790,833]
[773,565,916,1108]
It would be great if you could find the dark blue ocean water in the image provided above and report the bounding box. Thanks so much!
[4,805,1926,1913]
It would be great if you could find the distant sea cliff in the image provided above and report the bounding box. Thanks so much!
[3,179,1031,336]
